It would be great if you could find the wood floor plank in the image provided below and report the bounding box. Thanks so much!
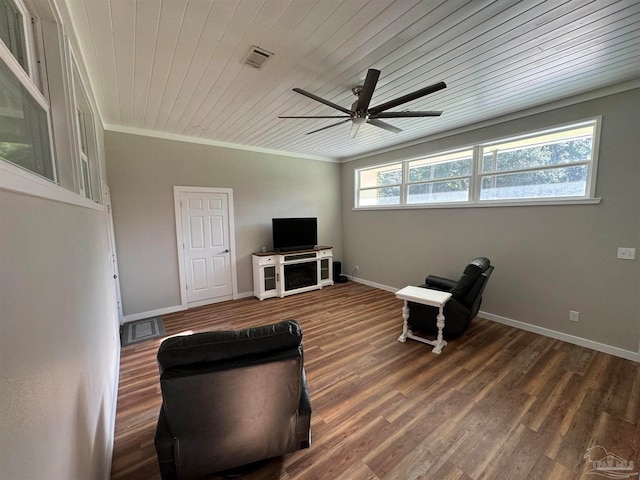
[111,282,640,479]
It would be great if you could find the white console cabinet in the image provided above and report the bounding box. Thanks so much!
[252,247,333,300]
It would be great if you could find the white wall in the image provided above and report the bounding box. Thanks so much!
[105,131,343,318]
[341,88,640,355]
[0,0,120,475]
[0,190,120,479]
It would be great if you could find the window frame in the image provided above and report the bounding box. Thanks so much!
[0,29,57,183]
[405,147,475,205]
[0,0,103,211]
[72,58,101,203]
[0,0,40,83]
[356,161,405,207]
[354,118,602,210]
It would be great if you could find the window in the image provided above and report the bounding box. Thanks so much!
[0,48,54,181]
[0,0,27,70]
[407,149,473,204]
[0,0,103,207]
[0,0,38,84]
[77,108,91,198]
[0,0,57,182]
[355,119,599,208]
[357,163,402,206]
[73,61,101,202]
[479,125,595,201]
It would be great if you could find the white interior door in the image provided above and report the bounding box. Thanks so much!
[180,190,234,306]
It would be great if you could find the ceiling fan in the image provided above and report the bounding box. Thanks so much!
[279,69,446,139]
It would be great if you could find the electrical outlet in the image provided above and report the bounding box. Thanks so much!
[617,247,636,260]
[569,310,579,322]
[354,265,359,272]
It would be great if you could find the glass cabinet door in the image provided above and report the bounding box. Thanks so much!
[264,266,276,291]
[320,259,330,281]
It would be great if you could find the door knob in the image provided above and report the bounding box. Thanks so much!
[223,249,230,253]
[113,274,118,279]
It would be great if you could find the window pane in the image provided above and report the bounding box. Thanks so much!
[480,165,588,200]
[0,0,27,70]
[0,60,54,180]
[408,151,473,182]
[358,186,400,206]
[359,163,402,188]
[407,179,469,204]
[81,159,90,199]
[77,109,87,154]
[482,126,594,174]
[74,67,101,202]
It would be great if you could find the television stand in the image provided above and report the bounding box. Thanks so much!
[252,246,333,300]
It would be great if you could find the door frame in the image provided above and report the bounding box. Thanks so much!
[104,184,124,326]
[174,186,239,310]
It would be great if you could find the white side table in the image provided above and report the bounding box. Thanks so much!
[395,285,452,354]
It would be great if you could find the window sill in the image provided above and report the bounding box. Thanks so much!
[0,161,103,211]
[353,197,602,210]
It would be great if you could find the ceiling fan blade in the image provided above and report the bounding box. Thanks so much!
[305,119,352,135]
[349,122,362,139]
[371,111,442,118]
[292,88,353,115]
[367,119,402,134]
[368,81,446,115]
[279,115,351,119]
[354,69,380,112]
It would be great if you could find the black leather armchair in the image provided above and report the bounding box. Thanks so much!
[154,320,311,479]
[408,257,494,338]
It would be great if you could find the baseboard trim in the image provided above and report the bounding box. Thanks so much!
[480,311,640,363]
[188,295,234,309]
[123,292,256,323]
[123,305,186,323]
[349,278,639,363]
[347,276,396,293]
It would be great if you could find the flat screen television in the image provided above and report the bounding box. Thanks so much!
[272,217,317,252]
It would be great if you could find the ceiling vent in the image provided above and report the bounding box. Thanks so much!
[245,46,273,69]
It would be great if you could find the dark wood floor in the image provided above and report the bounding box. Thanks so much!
[111,282,640,479]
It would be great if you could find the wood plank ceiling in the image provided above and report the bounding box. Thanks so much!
[65,0,640,161]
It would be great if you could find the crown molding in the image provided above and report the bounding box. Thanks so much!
[103,125,337,163]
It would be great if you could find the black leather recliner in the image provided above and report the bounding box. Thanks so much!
[408,257,494,338]
[154,320,311,479]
